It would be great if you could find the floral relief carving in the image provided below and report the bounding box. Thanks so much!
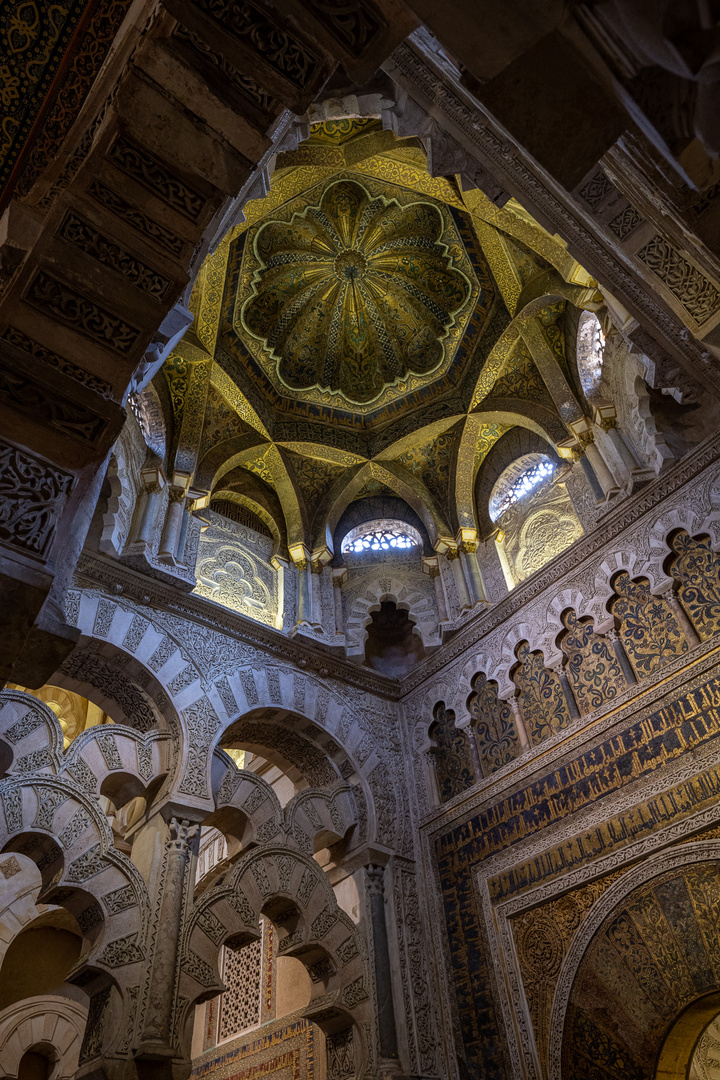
[0,442,74,559]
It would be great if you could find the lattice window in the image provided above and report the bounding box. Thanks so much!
[342,518,421,553]
[489,454,555,522]
[576,310,605,398]
[218,937,263,1041]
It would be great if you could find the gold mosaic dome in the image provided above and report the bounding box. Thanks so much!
[240,178,472,404]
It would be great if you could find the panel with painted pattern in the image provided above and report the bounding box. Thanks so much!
[668,531,720,642]
[512,641,571,746]
[430,703,475,803]
[610,572,687,680]
[560,610,626,715]
[467,672,521,774]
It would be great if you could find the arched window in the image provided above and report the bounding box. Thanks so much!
[489,453,556,522]
[576,310,605,398]
[489,452,582,588]
[342,518,421,554]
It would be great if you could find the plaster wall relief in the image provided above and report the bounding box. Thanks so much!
[494,479,584,589]
[193,510,282,630]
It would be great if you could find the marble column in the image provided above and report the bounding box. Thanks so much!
[600,418,643,471]
[365,864,399,1065]
[583,435,620,499]
[135,816,199,1058]
[459,541,486,605]
[159,487,186,563]
[332,569,346,636]
[607,627,637,685]
[309,561,324,627]
[424,559,449,622]
[447,549,472,611]
[664,587,701,648]
[129,478,164,550]
[295,555,312,627]
[508,696,531,752]
[174,498,191,564]
[462,721,483,780]
[553,664,580,719]
[578,451,606,502]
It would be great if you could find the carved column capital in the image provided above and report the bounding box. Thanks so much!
[168,817,198,854]
[365,863,386,896]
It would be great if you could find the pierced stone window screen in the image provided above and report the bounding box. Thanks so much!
[342,518,422,553]
[576,310,605,398]
[218,935,263,1042]
[489,454,556,522]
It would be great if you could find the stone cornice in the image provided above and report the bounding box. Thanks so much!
[74,552,402,699]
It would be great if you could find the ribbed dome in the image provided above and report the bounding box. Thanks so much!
[240,178,472,404]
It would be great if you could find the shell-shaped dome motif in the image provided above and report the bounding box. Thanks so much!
[240,179,472,404]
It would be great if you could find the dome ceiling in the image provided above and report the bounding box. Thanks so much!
[215,119,506,443]
[240,177,474,404]
[165,118,604,560]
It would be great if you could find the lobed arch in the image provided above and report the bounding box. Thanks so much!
[178,845,370,1074]
[62,590,404,847]
[649,509,720,583]
[418,514,720,735]
[98,442,135,559]
[0,684,171,832]
[344,577,441,661]
[0,743,151,1069]
[450,651,506,723]
[284,786,357,856]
